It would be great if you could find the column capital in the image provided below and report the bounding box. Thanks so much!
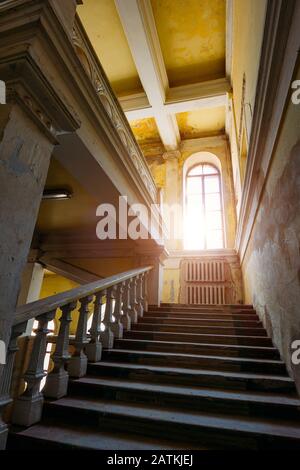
[162,150,181,160]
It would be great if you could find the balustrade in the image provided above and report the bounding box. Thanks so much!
[0,266,152,448]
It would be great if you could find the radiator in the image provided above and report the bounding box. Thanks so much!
[183,259,226,305]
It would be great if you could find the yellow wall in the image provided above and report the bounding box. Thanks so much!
[145,137,237,303]
[230,0,267,216]
[40,272,79,334]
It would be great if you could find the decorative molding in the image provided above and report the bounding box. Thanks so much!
[235,0,300,262]
[0,59,80,144]
[0,1,159,209]
[72,17,158,203]
[118,92,151,113]
[166,78,230,107]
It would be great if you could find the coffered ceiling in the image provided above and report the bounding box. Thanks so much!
[78,0,231,155]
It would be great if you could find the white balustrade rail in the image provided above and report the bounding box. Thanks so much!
[0,266,151,442]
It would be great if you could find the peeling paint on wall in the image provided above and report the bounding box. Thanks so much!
[243,109,300,392]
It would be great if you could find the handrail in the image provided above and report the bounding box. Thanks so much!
[14,266,152,326]
[0,265,152,439]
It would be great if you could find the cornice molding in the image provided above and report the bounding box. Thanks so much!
[0,0,158,208]
[235,0,300,262]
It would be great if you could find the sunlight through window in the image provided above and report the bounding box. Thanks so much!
[184,164,224,250]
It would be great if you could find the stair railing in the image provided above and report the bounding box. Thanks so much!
[0,266,151,444]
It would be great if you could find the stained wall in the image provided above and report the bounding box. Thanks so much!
[242,64,300,391]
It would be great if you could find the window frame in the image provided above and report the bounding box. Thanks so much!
[185,163,225,250]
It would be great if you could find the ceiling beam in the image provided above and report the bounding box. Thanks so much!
[114,0,180,150]
[120,77,231,120]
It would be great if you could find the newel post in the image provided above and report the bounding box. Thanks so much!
[68,296,93,378]
[86,292,104,362]
[44,301,77,399]
[12,311,56,426]
[0,322,27,449]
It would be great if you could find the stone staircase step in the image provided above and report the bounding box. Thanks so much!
[42,397,300,449]
[144,312,259,320]
[148,304,255,312]
[8,422,198,450]
[142,316,262,327]
[114,338,280,359]
[87,361,295,392]
[124,330,272,346]
[68,376,300,420]
[101,349,286,375]
[151,303,254,311]
[132,323,267,336]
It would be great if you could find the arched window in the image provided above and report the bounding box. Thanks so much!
[184,163,224,250]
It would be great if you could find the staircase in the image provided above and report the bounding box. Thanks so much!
[8,303,300,450]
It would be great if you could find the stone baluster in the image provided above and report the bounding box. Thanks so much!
[111,283,124,339]
[68,296,93,378]
[85,291,104,362]
[44,301,77,399]
[143,271,149,312]
[120,279,131,331]
[129,276,138,324]
[100,287,114,348]
[136,274,144,318]
[12,311,56,426]
[0,322,27,449]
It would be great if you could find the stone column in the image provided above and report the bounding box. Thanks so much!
[163,150,182,251]
[0,81,78,452]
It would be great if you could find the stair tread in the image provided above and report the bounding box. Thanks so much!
[45,397,300,440]
[104,348,284,365]
[128,330,270,340]
[116,338,277,351]
[72,376,300,406]
[135,322,265,330]
[143,317,261,323]
[89,361,293,382]
[10,422,198,450]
